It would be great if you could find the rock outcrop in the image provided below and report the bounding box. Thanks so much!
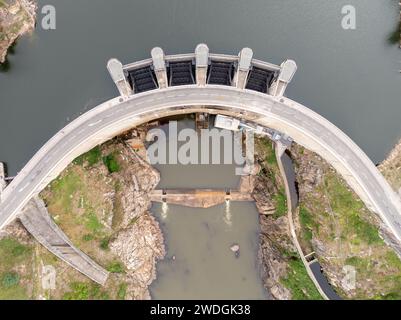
[106,141,165,299]
[0,0,36,63]
[110,213,165,299]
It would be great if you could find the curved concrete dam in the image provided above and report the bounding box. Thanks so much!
[1,0,401,175]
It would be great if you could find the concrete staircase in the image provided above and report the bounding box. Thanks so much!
[19,197,109,285]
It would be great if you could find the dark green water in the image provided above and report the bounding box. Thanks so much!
[1,0,401,174]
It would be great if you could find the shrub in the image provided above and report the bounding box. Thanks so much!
[274,189,287,218]
[1,272,20,288]
[102,154,120,173]
[117,283,127,300]
[0,238,30,259]
[99,237,110,250]
[85,212,103,233]
[107,261,124,273]
[63,282,90,300]
[82,234,94,242]
[73,146,102,166]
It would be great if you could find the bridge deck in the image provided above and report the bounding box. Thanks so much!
[150,189,253,208]
[19,198,109,285]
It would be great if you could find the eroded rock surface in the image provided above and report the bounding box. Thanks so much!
[0,0,36,63]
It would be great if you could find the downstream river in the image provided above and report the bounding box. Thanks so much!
[148,118,268,299]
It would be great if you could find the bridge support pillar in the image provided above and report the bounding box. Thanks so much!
[107,58,132,97]
[232,48,253,89]
[0,162,7,201]
[269,60,297,97]
[151,47,168,89]
[274,141,288,157]
[195,44,209,86]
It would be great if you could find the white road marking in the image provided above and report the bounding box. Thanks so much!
[18,183,30,193]
[88,120,102,127]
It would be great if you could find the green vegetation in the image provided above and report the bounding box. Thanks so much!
[299,206,318,241]
[73,146,102,167]
[84,212,103,234]
[266,148,277,165]
[107,261,124,274]
[62,282,90,300]
[294,145,401,299]
[1,272,19,288]
[273,189,287,218]
[0,238,31,299]
[103,153,120,173]
[324,173,381,245]
[0,279,27,300]
[62,282,110,300]
[345,256,369,271]
[47,170,83,213]
[99,237,110,250]
[117,283,127,300]
[281,256,322,300]
[259,138,277,165]
[0,238,31,268]
[82,234,95,242]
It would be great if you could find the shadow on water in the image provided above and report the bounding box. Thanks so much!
[387,21,401,45]
[0,41,17,73]
[0,57,11,72]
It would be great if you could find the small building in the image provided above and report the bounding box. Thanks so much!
[214,115,240,131]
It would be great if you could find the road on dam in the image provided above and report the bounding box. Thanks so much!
[1,85,401,245]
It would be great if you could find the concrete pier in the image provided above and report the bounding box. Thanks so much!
[19,197,109,285]
[269,59,297,97]
[107,58,132,97]
[0,162,7,200]
[151,47,168,89]
[233,48,253,89]
[195,43,209,86]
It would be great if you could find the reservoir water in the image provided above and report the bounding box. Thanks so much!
[1,0,401,174]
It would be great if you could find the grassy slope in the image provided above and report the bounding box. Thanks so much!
[295,147,401,299]
[40,144,128,299]
[256,137,321,299]
[0,237,33,299]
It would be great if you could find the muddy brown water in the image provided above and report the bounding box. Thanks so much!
[150,202,269,300]
[148,119,269,299]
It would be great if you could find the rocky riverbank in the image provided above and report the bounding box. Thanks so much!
[253,135,401,300]
[252,137,321,300]
[379,138,401,195]
[0,0,36,63]
[0,130,165,299]
[291,143,401,299]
